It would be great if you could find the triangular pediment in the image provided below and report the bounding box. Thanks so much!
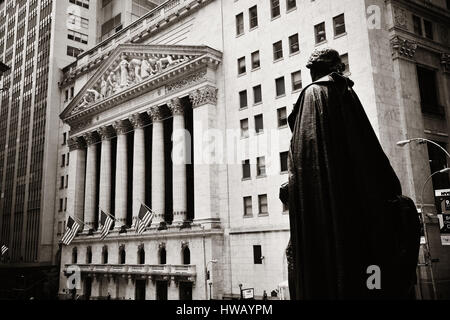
[61,44,221,121]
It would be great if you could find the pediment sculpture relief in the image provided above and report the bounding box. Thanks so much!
[71,53,190,115]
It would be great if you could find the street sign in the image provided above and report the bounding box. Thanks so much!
[439,214,450,246]
[241,288,254,300]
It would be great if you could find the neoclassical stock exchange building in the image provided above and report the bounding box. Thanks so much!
[58,0,293,300]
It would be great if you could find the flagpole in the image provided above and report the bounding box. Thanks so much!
[70,214,86,227]
[139,200,154,213]
[99,207,118,222]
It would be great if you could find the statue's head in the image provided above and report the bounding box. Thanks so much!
[306,48,345,81]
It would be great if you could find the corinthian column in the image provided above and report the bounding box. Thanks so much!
[168,98,187,224]
[148,106,165,225]
[189,85,219,228]
[113,120,130,230]
[83,132,99,231]
[67,137,87,225]
[98,126,114,227]
[130,113,147,228]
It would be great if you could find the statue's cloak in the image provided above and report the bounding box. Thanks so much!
[287,72,403,299]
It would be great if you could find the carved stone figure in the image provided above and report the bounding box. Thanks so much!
[130,58,143,83]
[100,76,108,98]
[115,54,130,88]
[141,59,151,79]
[107,71,118,95]
[87,88,102,102]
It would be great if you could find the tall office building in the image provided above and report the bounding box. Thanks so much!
[0,0,96,298]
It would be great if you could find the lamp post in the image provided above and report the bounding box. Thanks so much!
[397,137,450,300]
[417,168,449,300]
[206,259,218,300]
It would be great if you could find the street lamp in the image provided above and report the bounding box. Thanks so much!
[397,138,450,160]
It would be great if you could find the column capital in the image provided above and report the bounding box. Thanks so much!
[98,126,115,140]
[83,131,100,146]
[167,98,184,115]
[189,85,218,108]
[441,52,450,74]
[129,113,147,129]
[148,106,165,122]
[113,120,131,135]
[68,136,86,151]
[390,36,417,62]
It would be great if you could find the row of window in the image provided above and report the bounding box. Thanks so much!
[242,152,288,181]
[235,0,298,36]
[239,106,288,138]
[412,15,434,40]
[71,245,190,266]
[243,193,286,217]
[61,152,70,168]
[314,14,346,45]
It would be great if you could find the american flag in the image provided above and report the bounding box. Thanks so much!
[100,210,114,240]
[61,217,80,246]
[1,244,8,256]
[136,204,155,235]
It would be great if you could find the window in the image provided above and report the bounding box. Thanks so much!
[159,247,167,265]
[65,198,68,212]
[61,154,66,168]
[315,22,326,44]
[257,156,266,176]
[102,246,108,264]
[289,34,299,54]
[69,0,90,9]
[239,90,248,109]
[253,85,262,104]
[68,29,88,44]
[238,57,246,75]
[273,41,283,60]
[119,246,126,264]
[253,245,263,264]
[275,77,286,97]
[255,114,264,134]
[62,133,67,145]
[138,246,145,264]
[236,13,244,35]
[251,51,260,69]
[72,248,78,264]
[258,195,268,215]
[413,15,422,36]
[277,107,288,128]
[86,247,92,264]
[64,90,69,102]
[341,54,350,74]
[67,46,83,58]
[333,14,346,36]
[244,196,253,216]
[59,199,63,212]
[242,160,251,179]
[67,153,70,166]
[183,247,191,265]
[280,151,288,172]
[101,14,122,40]
[70,87,75,99]
[241,119,249,138]
[65,175,69,189]
[291,71,302,91]
[68,13,89,29]
[423,19,433,40]
[249,6,258,29]
[417,66,440,114]
[271,0,280,18]
[286,0,296,11]
[60,176,65,189]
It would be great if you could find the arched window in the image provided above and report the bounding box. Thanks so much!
[138,245,145,265]
[159,248,167,265]
[119,245,126,265]
[86,247,92,264]
[183,247,190,265]
[72,247,78,264]
[102,246,108,264]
